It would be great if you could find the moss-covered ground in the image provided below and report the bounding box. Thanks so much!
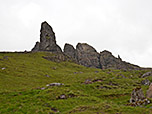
[0,52,152,114]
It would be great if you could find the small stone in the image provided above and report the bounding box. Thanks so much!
[84,79,92,84]
[46,84,50,87]
[130,75,133,78]
[92,79,103,82]
[141,79,151,85]
[58,94,66,99]
[45,75,50,77]
[147,99,151,104]
[52,67,57,70]
[95,71,99,73]
[51,107,59,113]
[1,67,6,70]
[46,83,64,87]
[41,87,45,90]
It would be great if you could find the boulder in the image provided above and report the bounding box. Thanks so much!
[100,50,116,69]
[58,94,66,99]
[41,87,45,90]
[83,79,92,84]
[64,43,76,59]
[141,79,151,85]
[1,67,6,70]
[147,83,152,98]
[75,43,101,68]
[141,72,152,78]
[32,21,62,53]
[130,87,145,103]
[130,87,150,106]
[46,83,64,87]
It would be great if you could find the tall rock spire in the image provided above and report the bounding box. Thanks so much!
[32,22,141,70]
[32,21,62,53]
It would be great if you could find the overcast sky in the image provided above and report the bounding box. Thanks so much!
[0,0,152,67]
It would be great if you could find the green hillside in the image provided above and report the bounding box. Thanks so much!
[0,52,152,114]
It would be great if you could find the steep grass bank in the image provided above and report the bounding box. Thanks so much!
[0,52,152,114]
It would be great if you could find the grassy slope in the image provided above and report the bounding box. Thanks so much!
[0,52,152,114]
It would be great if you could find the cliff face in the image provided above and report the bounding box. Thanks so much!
[99,50,140,70]
[75,43,101,68]
[63,43,140,70]
[32,21,62,53]
[64,43,76,59]
[32,21,140,70]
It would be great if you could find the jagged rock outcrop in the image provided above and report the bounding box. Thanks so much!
[63,43,140,70]
[75,43,101,68]
[64,43,76,59]
[63,43,101,68]
[99,50,140,70]
[32,21,62,53]
[32,42,40,52]
[32,21,141,70]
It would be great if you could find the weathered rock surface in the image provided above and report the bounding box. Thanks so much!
[32,21,141,70]
[141,71,152,78]
[63,43,140,69]
[63,44,141,70]
[32,21,62,53]
[141,79,151,85]
[32,42,40,52]
[130,87,150,106]
[83,79,92,84]
[46,83,64,87]
[100,50,140,70]
[42,52,77,63]
[64,43,76,59]
[64,43,101,68]
[147,83,152,98]
[83,79,103,84]
[57,93,76,100]
[58,94,66,99]
[75,43,101,68]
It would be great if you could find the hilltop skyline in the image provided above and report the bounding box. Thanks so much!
[0,0,152,67]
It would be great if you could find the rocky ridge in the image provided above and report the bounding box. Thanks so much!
[32,21,62,53]
[32,21,140,70]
